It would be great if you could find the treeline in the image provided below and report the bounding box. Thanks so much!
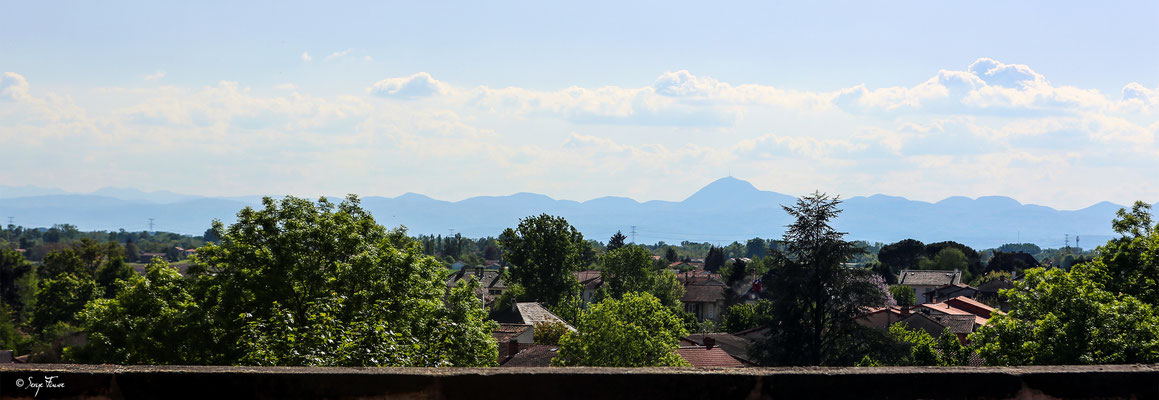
[0,224,204,262]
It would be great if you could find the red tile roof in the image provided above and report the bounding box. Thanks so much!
[675,346,746,368]
[944,296,1001,319]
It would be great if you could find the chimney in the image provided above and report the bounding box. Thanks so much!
[703,336,716,350]
[507,339,520,359]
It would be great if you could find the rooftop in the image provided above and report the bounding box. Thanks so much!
[898,269,962,287]
[675,346,746,368]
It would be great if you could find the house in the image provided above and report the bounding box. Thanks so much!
[493,323,535,362]
[575,270,603,304]
[500,344,559,367]
[924,283,980,303]
[677,272,727,322]
[942,296,1000,320]
[490,302,576,332]
[681,333,756,365]
[446,267,509,305]
[977,278,1016,311]
[894,312,977,344]
[675,338,746,368]
[855,306,908,330]
[898,269,963,304]
[139,253,166,263]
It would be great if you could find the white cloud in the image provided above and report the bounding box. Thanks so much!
[143,70,166,81]
[301,51,313,62]
[325,49,352,61]
[3,60,1158,209]
[834,58,1116,114]
[368,72,449,99]
[0,72,31,101]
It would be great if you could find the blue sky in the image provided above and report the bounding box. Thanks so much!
[2,1,1158,209]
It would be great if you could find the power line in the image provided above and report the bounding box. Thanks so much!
[148,218,155,232]
[629,226,637,244]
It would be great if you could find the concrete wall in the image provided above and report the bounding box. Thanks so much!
[0,364,1155,399]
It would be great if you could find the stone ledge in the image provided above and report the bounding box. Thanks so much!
[0,364,1155,399]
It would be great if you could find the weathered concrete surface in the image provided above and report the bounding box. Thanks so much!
[0,364,1155,399]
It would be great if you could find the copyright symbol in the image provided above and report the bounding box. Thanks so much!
[15,378,23,387]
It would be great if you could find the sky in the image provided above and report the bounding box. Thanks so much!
[2,1,1158,210]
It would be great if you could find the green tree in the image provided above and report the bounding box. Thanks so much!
[74,195,498,367]
[745,237,769,259]
[71,261,211,364]
[664,246,678,263]
[878,239,925,272]
[602,245,657,297]
[196,196,498,366]
[601,245,685,309]
[889,285,916,307]
[31,272,97,332]
[1081,201,1159,305]
[124,239,140,262]
[970,264,1159,365]
[720,300,768,333]
[498,214,586,307]
[918,247,971,281]
[607,231,627,252]
[704,246,725,272]
[881,324,969,366]
[750,192,891,366]
[533,321,570,345]
[552,292,689,367]
[0,249,34,311]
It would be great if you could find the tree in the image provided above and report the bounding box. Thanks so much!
[970,264,1159,365]
[31,272,97,332]
[704,246,725,272]
[533,321,570,345]
[124,239,140,261]
[498,214,586,307]
[664,247,678,263]
[987,251,1039,273]
[0,249,34,310]
[745,237,769,259]
[76,195,498,367]
[750,192,891,366]
[600,245,684,309]
[72,261,212,364]
[918,247,971,282]
[889,285,917,307]
[552,292,689,367]
[483,244,501,260]
[720,300,768,333]
[924,241,983,277]
[602,245,656,297]
[607,231,627,252]
[879,324,969,366]
[1080,201,1159,305]
[878,239,926,272]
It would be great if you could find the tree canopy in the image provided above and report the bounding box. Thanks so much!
[751,192,891,366]
[73,195,497,366]
[552,292,689,367]
[498,214,587,307]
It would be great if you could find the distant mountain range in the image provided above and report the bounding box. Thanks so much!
[1,178,1151,250]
